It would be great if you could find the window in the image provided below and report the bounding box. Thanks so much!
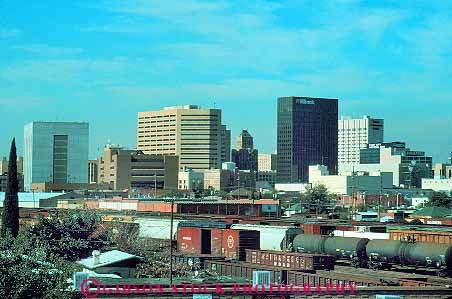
[53,135,68,183]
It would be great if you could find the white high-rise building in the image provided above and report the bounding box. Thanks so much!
[338,116,384,166]
[24,121,89,191]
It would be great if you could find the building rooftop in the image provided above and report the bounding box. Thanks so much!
[77,250,142,270]
[164,105,200,110]
[0,192,64,206]
[410,206,452,218]
[387,225,452,233]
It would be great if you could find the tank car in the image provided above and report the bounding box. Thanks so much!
[402,241,452,276]
[365,239,403,270]
[323,236,369,267]
[292,234,326,254]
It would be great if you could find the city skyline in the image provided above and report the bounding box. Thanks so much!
[1,1,452,162]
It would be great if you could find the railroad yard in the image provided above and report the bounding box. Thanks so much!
[12,208,452,298]
[86,212,452,298]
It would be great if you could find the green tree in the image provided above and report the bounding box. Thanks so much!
[1,138,19,238]
[0,232,79,299]
[27,209,109,261]
[300,184,335,214]
[428,192,452,208]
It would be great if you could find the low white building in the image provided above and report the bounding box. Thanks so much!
[178,169,204,190]
[422,178,452,192]
[410,197,429,208]
[275,183,309,193]
[309,165,392,195]
[339,142,432,188]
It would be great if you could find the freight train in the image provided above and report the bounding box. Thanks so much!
[292,234,452,276]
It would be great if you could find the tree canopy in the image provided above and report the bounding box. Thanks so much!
[299,184,336,214]
[27,209,109,261]
[0,233,79,299]
[428,192,452,208]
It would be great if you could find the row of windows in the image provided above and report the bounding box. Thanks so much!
[139,144,175,147]
[138,126,176,130]
[181,128,218,131]
[180,143,218,146]
[136,134,176,141]
[181,114,218,117]
[138,128,175,132]
[130,174,165,177]
[180,123,214,127]
[138,114,176,119]
[180,119,218,122]
[142,149,176,152]
[138,118,176,123]
[138,139,175,142]
[180,157,215,160]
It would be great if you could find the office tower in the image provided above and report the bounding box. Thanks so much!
[236,129,253,149]
[137,105,226,170]
[97,144,178,190]
[277,96,338,183]
[24,121,89,191]
[338,116,384,167]
[231,129,258,171]
[220,125,231,163]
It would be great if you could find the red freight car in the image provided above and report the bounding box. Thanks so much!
[245,249,335,271]
[177,226,259,261]
[177,226,202,255]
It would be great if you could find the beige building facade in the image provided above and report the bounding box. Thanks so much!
[137,105,228,170]
[0,156,23,175]
[258,154,277,171]
[433,163,452,179]
[97,145,178,191]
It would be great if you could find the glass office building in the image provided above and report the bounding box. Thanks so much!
[24,121,89,191]
[277,96,338,183]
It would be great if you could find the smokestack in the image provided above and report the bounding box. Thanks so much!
[92,250,100,265]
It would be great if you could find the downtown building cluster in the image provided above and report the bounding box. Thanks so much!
[3,97,451,205]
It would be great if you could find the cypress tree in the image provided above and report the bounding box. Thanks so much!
[1,138,19,237]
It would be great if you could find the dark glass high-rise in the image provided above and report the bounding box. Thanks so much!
[277,96,338,183]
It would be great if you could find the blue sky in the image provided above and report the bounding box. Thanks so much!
[1,0,451,162]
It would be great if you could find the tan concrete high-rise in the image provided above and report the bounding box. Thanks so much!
[258,154,277,171]
[137,105,227,170]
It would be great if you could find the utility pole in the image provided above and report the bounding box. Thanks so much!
[225,188,228,216]
[154,173,157,198]
[352,166,356,217]
[378,170,382,220]
[237,171,240,201]
[169,193,175,285]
